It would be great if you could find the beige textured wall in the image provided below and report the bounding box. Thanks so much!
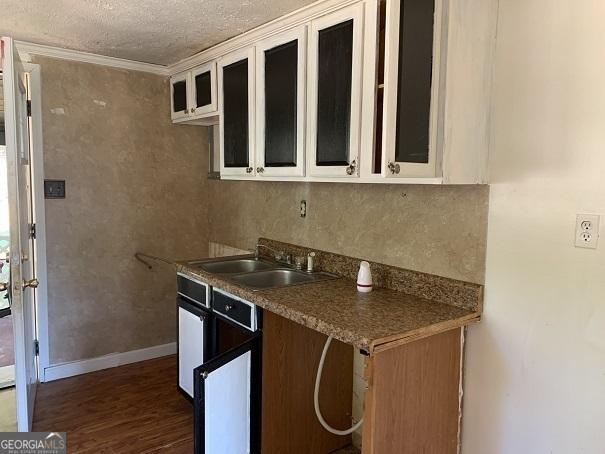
[36,56,209,364]
[208,181,489,284]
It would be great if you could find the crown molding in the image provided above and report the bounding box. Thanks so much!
[15,40,169,76]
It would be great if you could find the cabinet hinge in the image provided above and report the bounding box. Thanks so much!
[26,100,32,117]
[34,340,39,356]
[29,223,36,239]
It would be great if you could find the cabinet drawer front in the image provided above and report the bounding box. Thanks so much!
[177,274,209,308]
[212,289,256,331]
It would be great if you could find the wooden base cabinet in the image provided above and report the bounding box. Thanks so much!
[261,312,464,454]
[362,328,463,454]
[262,311,354,454]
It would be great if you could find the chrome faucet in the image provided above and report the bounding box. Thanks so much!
[254,243,283,261]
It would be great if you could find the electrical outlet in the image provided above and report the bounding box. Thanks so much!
[300,200,307,218]
[575,214,600,249]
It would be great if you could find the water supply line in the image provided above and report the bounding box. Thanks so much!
[314,336,364,436]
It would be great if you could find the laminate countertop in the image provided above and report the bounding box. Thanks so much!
[175,260,481,354]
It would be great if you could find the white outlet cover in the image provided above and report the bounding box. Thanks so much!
[575,214,600,249]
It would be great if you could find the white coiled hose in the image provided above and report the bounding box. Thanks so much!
[314,336,364,436]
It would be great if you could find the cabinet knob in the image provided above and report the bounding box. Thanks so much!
[246,167,253,174]
[256,167,265,174]
[387,161,401,175]
[190,108,195,113]
[224,304,234,312]
[346,159,357,176]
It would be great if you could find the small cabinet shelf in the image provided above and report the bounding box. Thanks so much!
[218,47,256,177]
[306,3,365,179]
[255,26,307,177]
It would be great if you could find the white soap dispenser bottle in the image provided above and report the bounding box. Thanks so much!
[357,261,373,293]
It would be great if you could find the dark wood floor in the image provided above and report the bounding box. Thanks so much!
[33,354,361,454]
[33,355,193,453]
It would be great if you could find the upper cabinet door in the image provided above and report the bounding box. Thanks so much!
[307,4,364,178]
[382,0,444,178]
[218,47,256,177]
[255,26,307,177]
[192,62,218,117]
[171,71,191,120]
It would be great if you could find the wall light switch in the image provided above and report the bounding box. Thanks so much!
[44,179,65,199]
[575,214,600,249]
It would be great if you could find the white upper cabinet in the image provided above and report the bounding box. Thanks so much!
[168,0,497,184]
[171,63,218,123]
[218,47,256,177]
[306,3,365,179]
[377,0,498,183]
[255,26,307,178]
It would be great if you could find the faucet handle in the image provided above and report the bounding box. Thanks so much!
[294,256,305,270]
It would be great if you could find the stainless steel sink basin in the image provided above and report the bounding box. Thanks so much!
[190,258,276,274]
[228,269,337,290]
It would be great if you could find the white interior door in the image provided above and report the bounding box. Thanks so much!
[2,36,38,431]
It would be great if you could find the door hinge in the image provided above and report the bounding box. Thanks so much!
[29,223,36,239]
[27,100,32,117]
[34,340,39,356]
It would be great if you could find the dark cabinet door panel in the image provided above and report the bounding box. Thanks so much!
[195,71,212,108]
[223,59,250,168]
[395,0,435,164]
[264,40,298,167]
[316,19,354,166]
[172,80,187,113]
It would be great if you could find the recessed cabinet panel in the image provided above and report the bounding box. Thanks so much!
[265,41,298,167]
[256,26,306,177]
[219,47,256,177]
[223,60,249,167]
[382,0,443,178]
[196,71,212,107]
[173,81,187,112]
[395,0,435,164]
[316,20,353,166]
[192,61,218,116]
[307,4,364,178]
[171,72,190,120]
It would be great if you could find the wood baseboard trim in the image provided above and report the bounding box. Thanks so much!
[42,343,176,382]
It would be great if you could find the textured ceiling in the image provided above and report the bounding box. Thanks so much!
[0,0,317,66]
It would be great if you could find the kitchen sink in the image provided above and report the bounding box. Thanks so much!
[189,258,276,274]
[228,268,337,290]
